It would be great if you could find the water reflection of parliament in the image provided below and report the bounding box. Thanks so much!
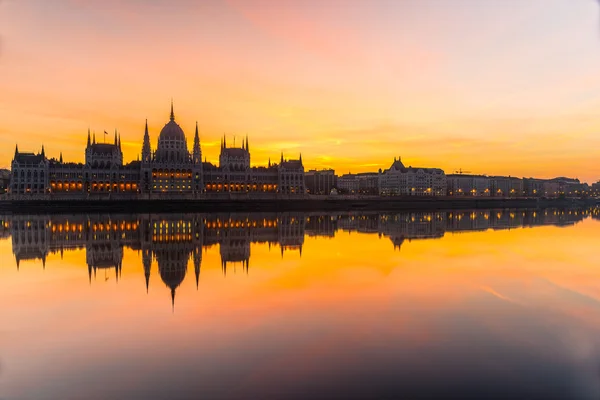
[2,209,595,303]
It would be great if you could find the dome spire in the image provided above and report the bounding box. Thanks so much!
[170,99,175,121]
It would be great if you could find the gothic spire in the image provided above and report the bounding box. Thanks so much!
[246,134,249,153]
[142,119,151,162]
[114,129,118,145]
[299,152,302,163]
[41,145,45,157]
[223,134,227,148]
[87,128,91,147]
[280,152,284,163]
[93,131,96,144]
[193,121,201,163]
[118,133,121,149]
[170,99,175,121]
[14,144,18,158]
[59,152,63,163]
[195,263,200,290]
[268,157,271,167]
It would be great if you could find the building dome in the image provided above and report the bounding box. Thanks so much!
[158,120,186,142]
[154,101,190,163]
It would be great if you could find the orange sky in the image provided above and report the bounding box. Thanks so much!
[1,0,600,181]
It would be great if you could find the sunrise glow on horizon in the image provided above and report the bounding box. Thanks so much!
[1,0,600,181]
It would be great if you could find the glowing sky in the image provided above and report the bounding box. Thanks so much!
[1,0,600,181]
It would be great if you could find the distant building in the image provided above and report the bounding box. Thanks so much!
[11,146,49,195]
[0,169,11,194]
[446,174,490,196]
[337,173,360,194]
[356,172,379,195]
[489,176,523,197]
[379,157,446,196]
[546,177,584,197]
[11,102,305,198]
[305,169,336,195]
[523,178,546,197]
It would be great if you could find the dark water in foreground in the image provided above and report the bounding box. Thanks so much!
[1,208,600,399]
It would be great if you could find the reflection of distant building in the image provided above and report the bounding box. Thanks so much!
[12,215,50,268]
[218,219,251,274]
[5,208,593,304]
[140,214,203,306]
[278,213,305,257]
[0,215,11,240]
[305,214,337,237]
[377,212,445,250]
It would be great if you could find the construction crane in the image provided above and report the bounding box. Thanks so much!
[454,168,472,175]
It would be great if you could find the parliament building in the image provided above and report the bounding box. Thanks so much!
[10,102,305,198]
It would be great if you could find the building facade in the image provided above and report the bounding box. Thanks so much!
[305,169,336,195]
[446,174,490,196]
[0,169,11,194]
[11,103,305,198]
[337,174,360,194]
[379,158,446,196]
[489,176,524,197]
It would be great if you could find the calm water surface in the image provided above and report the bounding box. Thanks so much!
[1,209,600,399]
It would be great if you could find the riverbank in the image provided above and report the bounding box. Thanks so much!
[0,196,595,214]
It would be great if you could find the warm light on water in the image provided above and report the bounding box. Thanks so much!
[1,209,600,399]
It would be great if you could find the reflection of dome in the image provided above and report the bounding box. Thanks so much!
[156,251,188,291]
[155,247,189,309]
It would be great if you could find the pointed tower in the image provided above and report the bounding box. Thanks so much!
[59,152,63,163]
[193,122,201,164]
[280,152,284,163]
[268,158,271,168]
[142,119,151,163]
[87,129,91,147]
[142,249,151,293]
[299,153,302,163]
[14,144,18,159]
[170,99,175,121]
[223,135,227,148]
[41,145,45,158]
[171,288,176,312]
[194,248,201,290]
[245,134,249,153]
[118,133,121,149]
[93,132,96,145]
[114,130,118,145]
